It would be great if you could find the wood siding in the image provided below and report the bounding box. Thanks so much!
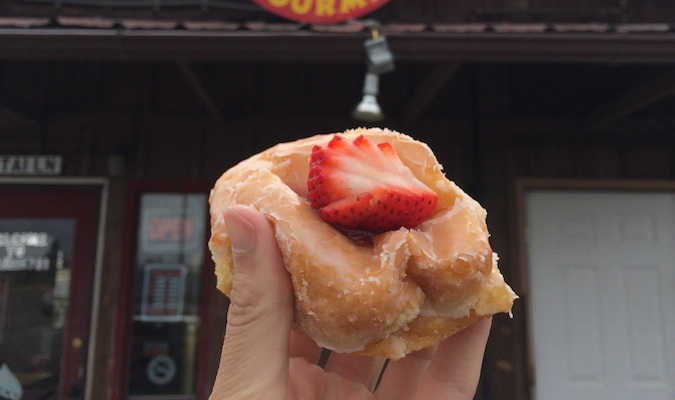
[2,59,675,400]
[33,118,675,400]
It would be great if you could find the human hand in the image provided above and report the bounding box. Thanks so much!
[210,205,493,400]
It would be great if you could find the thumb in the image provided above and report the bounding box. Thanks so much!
[210,205,294,399]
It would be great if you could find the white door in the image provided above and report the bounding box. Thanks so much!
[525,190,675,400]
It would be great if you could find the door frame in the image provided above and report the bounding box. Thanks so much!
[111,180,220,400]
[513,177,675,400]
[0,176,108,400]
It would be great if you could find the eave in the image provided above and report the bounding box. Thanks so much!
[1,28,675,64]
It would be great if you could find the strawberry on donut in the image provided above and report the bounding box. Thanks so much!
[209,128,516,360]
[308,134,438,232]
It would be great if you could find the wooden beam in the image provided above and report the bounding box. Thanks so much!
[0,104,41,127]
[587,68,675,130]
[174,60,225,127]
[1,29,675,64]
[402,62,461,125]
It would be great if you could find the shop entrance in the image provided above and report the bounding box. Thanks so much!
[0,179,105,400]
[126,192,208,399]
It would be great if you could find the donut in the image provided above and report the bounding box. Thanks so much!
[209,127,517,360]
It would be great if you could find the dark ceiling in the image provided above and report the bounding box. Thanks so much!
[2,59,675,142]
[1,1,675,149]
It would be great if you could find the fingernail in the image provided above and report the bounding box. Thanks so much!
[223,208,256,253]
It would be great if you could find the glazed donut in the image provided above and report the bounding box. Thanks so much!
[209,127,516,360]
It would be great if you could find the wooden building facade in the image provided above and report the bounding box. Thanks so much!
[1,1,674,399]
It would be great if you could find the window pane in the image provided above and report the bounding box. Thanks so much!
[127,193,207,398]
[0,218,75,399]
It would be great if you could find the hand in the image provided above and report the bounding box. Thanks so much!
[210,205,493,400]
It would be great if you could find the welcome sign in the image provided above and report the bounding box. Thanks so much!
[252,0,390,24]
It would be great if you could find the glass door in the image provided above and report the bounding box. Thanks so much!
[126,192,208,400]
[0,180,105,400]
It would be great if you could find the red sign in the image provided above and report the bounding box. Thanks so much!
[146,216,195,243]
[252,0,390,24]
[140,264,187,321]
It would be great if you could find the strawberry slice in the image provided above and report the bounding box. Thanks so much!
[307,135,438,232]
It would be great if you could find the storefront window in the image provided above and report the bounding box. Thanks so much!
[127,193,207,399]
[0,219,74,400]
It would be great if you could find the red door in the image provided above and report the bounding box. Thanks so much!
[0,180,104,400]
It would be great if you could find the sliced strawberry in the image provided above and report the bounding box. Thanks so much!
[307,135,438,232]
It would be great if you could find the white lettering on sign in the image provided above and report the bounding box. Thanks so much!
[0,155,62,175]
[0,232,49,247]
[0,232,52,271]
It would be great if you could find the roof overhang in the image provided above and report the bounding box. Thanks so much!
[1,28,674,64]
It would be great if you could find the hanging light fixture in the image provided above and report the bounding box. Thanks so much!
[353,72,383,122]
[352,21,395,122]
